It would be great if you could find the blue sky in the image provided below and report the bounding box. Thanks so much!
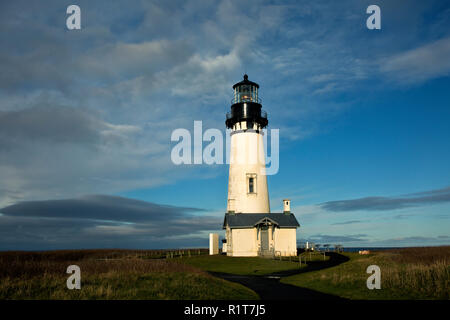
[0,0,449,249]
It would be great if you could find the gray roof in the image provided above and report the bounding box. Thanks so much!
[223,213,300,229]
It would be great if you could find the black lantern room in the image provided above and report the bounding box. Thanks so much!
[226,74,268,129]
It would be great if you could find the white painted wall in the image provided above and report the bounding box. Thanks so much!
[209,233,219,255]
[228,228,258,256]
[273,228,297,256]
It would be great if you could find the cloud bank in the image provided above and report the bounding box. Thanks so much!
[320,186,450,212]
[0,195,220,250]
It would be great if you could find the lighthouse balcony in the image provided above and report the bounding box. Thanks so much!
[226,108,268,129]
[226,109,267,120]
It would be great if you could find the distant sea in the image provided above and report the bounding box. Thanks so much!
[342,247,403,252]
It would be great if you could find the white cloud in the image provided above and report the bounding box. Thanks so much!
[380,37,450,83]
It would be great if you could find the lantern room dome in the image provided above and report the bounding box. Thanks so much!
[232,74,259,89]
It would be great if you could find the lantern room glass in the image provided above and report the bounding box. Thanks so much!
[233,84,259,104]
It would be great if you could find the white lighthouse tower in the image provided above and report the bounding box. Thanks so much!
[223,75,299,257]
[226,74,270,214]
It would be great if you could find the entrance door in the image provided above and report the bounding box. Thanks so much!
[260,226,269,252]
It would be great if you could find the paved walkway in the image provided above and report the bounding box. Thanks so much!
[209,252,349,300]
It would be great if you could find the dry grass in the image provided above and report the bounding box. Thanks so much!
[383,246,450,264]
[0,250,203,279]
[379,246,450,299]
[282,246,450,300]
[0,249,257,300]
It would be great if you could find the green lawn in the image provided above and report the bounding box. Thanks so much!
[181,254,305,275]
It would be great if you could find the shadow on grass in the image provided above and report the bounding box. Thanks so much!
[209,252,350,300]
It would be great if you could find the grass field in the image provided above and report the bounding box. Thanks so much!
[0,249,258,300]
[281,246,450,300]
[1,247,448,300]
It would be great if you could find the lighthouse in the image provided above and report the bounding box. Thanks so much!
[226,74,269,214]
[223,75,300,257]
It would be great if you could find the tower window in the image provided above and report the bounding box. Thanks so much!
[249,178,254,193]
[247,174,257,194]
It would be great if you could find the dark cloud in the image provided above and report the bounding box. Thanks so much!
[407,186,450,197]
[298,234,450,247]
[392,214,410,220]
[0,106,101,145]
[0,195,205,223]
[371,236,450,246]
[320,186,450,212]
[0,195,220,250]
[301,234,369,244]
[331,220,363,225]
